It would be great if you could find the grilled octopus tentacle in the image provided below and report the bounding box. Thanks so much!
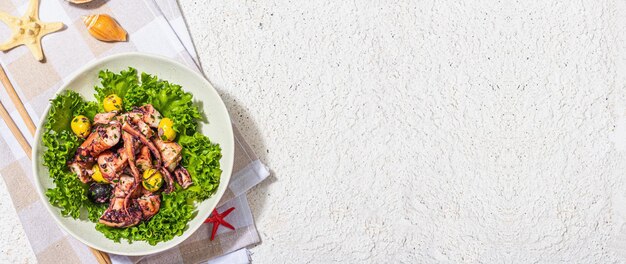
[136,194,161,220]
[122,130,141,212]
[122,122,162,169]
[135,146,152,172]
[93,111,119,125]
[174,166,193,189]
[99,198,141,228]
[160,167,175,194]
[74,122,121,163]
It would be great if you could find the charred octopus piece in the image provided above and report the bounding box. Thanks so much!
[136,194,161,220]
[136,119,154,138]
[121,130,142,212]
[74,122,121,163]
[67,160,93,183]
[132,104,162,128]
[99,198,142,228]
[135,146,152,172]
[122,111,154,138]
[112,174,136,198]
[98,193,162,228]
[159,167,175,194]
[122,121,162,169]
[93,111,119,125]
[97,148,128,183]
[153,138,182,172]
[174,166,193,189]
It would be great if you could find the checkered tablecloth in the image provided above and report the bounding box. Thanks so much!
[0,0,269,263]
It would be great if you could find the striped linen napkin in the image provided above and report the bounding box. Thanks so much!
[0,0,268,263]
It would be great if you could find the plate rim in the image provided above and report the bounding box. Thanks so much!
[31,52,234,256]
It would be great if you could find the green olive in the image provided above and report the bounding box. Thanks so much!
[142,169,163,192]
[71,115,91,138]
[103,94,123,112]
[158,118,176,141]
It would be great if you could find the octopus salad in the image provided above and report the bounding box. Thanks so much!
[42,68,222,245]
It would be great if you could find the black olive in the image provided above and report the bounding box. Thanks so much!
[88,183,112,204]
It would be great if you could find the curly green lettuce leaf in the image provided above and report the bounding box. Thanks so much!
[87,202,107,222]
[43,91,102,218]
[94,67,139,110]
[43,130,85,218]
[81,101,100,120]
[178,133,222,200]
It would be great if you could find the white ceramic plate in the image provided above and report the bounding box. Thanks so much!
[32,53,234,256]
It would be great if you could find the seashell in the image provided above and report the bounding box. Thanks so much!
[66,0,93,4]
[82,14,127,42]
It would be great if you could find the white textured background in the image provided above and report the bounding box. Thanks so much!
[4,0,626,263]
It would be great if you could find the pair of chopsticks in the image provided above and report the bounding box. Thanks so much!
[0,65,112,264]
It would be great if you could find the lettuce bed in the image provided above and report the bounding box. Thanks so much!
[42,67,222,245]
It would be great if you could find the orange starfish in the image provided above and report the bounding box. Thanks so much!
[0,0,64,61]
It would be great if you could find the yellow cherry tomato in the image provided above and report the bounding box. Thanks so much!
[158,117,176,142]
[142,169,163,192]
[71,115,91,138]
[103,94,123,112]
[91,164,108,183]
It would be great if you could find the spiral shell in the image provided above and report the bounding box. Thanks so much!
[82,14,127,42]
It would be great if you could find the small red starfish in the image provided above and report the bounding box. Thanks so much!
[204,207,235,240]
